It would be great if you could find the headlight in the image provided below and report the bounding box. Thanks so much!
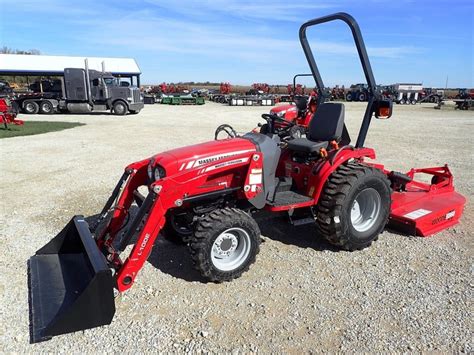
[276,110,286,118]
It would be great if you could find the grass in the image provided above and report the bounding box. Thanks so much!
[0,121,85,139]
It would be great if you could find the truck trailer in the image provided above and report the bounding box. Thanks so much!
[16,64,143,116]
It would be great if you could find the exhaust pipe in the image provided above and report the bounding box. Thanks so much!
[84,59,94,107]
[27,216,115,343]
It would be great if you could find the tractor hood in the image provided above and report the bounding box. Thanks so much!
[150,137,257,176]
[270,104,296,116]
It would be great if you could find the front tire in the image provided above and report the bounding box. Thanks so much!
[113,101,128,115]
[163,211,194,245]
[189,208,260,282]
[316,163,391,251]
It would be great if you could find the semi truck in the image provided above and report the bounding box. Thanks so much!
[16,63,143,115]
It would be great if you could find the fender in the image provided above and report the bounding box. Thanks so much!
[309,147,376,203]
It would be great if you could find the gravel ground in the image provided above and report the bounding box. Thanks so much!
[0,102,472,352]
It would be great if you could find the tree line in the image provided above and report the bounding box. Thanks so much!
[0,47,41,55]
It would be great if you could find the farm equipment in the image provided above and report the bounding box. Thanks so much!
[330,85,346,101]
[0,97,23,129]
[455,88,474,100]
[160,94,205,105]
[451,89,474,110]
[220,82,232,95]
[271,73,315,123]
[250,83,270,94]
[391,83,424,104]
[419,88,444,104]
[208,83,233,104]
[345,83,369,101]
[27,12,466,343]
[0,80,14,97]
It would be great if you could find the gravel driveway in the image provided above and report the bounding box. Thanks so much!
[0,102,472,352]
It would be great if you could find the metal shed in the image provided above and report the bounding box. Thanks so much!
[0,54,142,86]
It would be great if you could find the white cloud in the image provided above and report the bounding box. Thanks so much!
[144,0,337,22]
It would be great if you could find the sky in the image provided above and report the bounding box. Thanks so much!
[0,0,473,87]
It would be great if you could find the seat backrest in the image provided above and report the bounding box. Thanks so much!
[308,103,345,142]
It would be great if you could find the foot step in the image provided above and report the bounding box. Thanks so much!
[290,216,315,226]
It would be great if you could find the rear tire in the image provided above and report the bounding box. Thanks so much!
[358,92,366,101]
[316,163,391,251]
[24,101,39,114]
[189,208,260,282]
[39,100,54,114]
[113,101,127,115]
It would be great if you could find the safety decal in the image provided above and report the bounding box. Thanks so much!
[404,209,432,220]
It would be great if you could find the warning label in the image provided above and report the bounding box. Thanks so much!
[404,209,432,220]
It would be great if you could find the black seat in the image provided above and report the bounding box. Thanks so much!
[287,103,345,154]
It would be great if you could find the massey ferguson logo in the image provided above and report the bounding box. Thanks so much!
[179,149,254,171]
[198,156,224,165]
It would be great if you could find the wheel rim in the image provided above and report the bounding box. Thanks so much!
[211,227,251,271]
[115,104,125,114]
[26,103,35,112]
[42,103,52,113]
[350,188,382,233]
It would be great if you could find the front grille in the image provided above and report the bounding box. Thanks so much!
[132,89,142,103]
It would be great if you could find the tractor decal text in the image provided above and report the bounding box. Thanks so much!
[431,210,455,225]
[204,157,250,173]
[137,233,151,256]
[179,150,254,171]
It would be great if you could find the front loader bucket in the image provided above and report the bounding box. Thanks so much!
[28,216,115,343]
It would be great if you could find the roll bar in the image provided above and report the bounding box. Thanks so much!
[292,73,313,95]
[299,12,380,148]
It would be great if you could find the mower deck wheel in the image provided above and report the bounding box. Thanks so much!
[189,208,260,282]
[316,162,391,251]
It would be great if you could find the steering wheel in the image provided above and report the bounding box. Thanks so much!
[214,124,237,140]
[261,113,295,134]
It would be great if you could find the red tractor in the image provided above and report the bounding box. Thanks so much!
[220,82,232,94]
[252,83,270,94]
[28,13,466,343]
[270,73,317,129]
[0,98,23,129]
